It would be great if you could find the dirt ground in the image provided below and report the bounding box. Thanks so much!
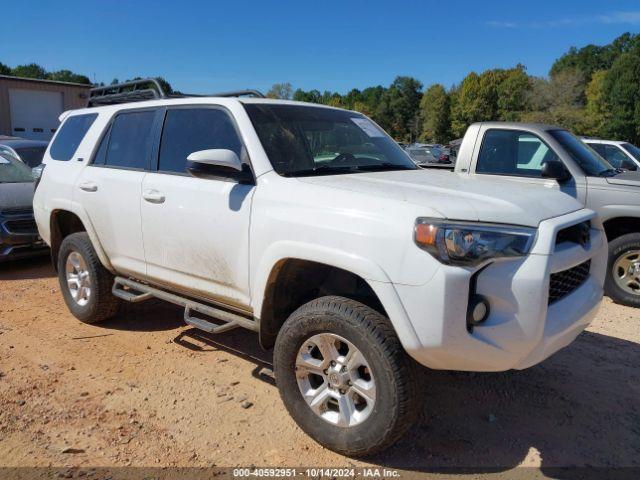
[1,257,639,477]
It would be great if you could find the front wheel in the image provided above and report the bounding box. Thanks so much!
[605,233,640,308]
[273,296,421,456]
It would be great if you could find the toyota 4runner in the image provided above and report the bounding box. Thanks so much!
[33,81,607,456]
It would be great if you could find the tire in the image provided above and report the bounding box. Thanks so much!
[604,232,640,308]
[273,296,421,456]
[57,232,120,323]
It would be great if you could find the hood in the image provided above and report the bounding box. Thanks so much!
[297,169,583,227]
[605,171,640,187]
[0,182,34,210]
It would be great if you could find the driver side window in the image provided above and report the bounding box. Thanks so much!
[476,129,558,178]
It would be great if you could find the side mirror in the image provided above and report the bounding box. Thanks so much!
[186,149,243,172]
[541,160,571,182]
[186,149,254,184]
[620,158,638,171]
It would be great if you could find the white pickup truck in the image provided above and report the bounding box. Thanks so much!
[33,83,606,456]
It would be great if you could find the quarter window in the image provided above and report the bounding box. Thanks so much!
[104,110,156,170]
[476,129,558,177]
[158,108,243,174]
[49,114,98,161]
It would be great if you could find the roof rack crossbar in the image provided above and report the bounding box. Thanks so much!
[88,78,265,107]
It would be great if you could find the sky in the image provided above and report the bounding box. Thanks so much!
[1,0,640,95]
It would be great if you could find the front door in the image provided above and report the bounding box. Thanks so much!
[140,106,255,310]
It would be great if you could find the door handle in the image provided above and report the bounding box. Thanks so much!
[142,189,166,204]
[79,182,98,192]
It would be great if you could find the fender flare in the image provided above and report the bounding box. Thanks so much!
[250,241,422,352]
[597,205,640,223]
[49,199,114,272]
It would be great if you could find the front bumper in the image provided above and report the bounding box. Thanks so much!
[393,209,606,372]
[0,211,49,262]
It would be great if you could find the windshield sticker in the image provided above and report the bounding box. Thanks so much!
[351,118,385,137]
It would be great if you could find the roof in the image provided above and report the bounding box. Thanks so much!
[472,121,564,132]
[64,96,351,120]
[582,138,626,145]
[0,139,49,148]
[0,74,92,88]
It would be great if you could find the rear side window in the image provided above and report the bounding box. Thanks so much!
[105,110,156,170]
[476,129,558,178]
[49,114,98,161]
[158,108,242,173]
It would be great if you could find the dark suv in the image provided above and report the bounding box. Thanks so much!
[0,153,48,262]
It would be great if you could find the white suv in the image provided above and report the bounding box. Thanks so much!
[33,82,607,456]
[583,138,640,171]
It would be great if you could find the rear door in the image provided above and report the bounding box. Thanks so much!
[74,108,161,278]
[140,106,255,310]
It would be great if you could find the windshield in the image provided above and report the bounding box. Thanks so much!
[0,153,34,183]
[15,146,46,168]
[548,130,613,176]
[622,143,640,162]
[243,104,416,176]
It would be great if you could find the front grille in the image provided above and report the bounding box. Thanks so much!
[556,221,591,248]
[4,218,38,235]
[549,260,591,304]
[1,207,33,216]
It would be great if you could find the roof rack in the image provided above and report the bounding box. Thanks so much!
[88,78,265,107]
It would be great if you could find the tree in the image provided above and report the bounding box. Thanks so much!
[419,84,450,143]
[602,53,640,143]
[521,68,588,133]
[584,70,610,137]
[450,72,482,137]
[497,65,530,121]
[0,62,10,75]
[375,76,423,141]
[47,69,91,84]
[266,82,293,99]
[11,63,47,79]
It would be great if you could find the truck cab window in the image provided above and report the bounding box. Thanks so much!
[476,129,557,177]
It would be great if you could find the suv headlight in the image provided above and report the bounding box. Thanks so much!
[414,218,536,267]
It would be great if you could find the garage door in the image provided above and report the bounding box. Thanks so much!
[9,89,64,141]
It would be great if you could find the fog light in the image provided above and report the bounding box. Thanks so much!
[467,295,490,331]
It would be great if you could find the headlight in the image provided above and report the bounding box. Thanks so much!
[414,218,536,267]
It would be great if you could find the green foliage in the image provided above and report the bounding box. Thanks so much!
[521,68,588,132]
[46,69,91,84]
[584,70,610,136]
[601,53,640,143]
[11,63,47,79]
[0,62,10,75]
[551,32,640,81]
[267,82,293,99]
[419,84,450,143]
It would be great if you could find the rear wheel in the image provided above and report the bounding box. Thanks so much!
[273,296,421,456]
[605,233,640,308]
[58,232,120,323]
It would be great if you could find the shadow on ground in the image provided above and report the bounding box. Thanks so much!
[168,311,640,476]
[0,256,53,280]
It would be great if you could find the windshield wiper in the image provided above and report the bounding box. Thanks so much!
[352,162,416,172]
[282,164,356,177]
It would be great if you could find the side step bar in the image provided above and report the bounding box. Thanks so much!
[112,276,258,334]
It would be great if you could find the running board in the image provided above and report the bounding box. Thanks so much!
[112,277,258,333]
